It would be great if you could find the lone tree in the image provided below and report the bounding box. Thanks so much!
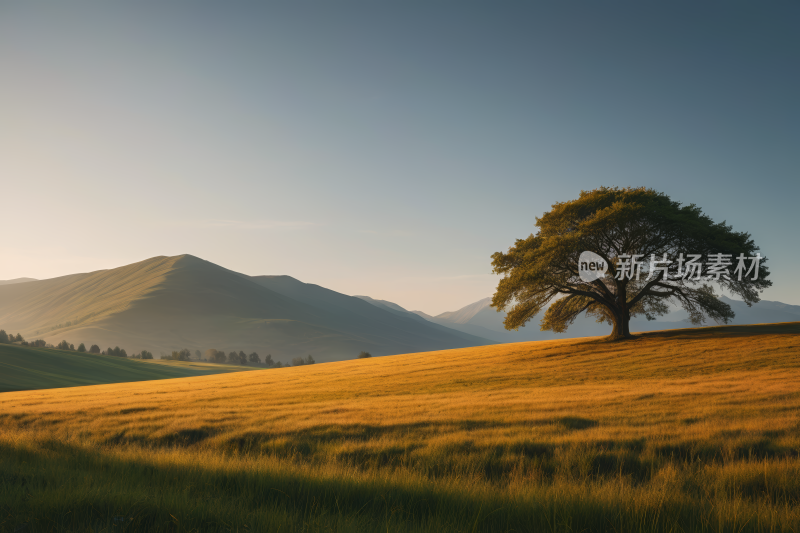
[491,187,770,341]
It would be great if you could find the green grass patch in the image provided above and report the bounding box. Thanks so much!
[0,344,249,393]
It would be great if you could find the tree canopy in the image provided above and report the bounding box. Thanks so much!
[491,187,771,340]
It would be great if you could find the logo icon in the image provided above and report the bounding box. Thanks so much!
[578,251,607,282]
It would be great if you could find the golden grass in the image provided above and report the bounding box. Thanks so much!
[2,323,800,531]
[4,323,799,447]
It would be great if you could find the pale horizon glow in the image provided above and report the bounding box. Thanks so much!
[2,3,799,315]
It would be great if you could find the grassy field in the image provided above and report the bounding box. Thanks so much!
[0,343,250,393]
[1,323,800,532]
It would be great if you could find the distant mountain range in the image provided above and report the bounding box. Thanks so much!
[0,255,491,363]
[358,295,800,343]
[2,256,797,362]
[0,278,37,286]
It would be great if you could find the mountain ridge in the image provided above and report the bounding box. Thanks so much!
[398,294,800,343]
[0,255,492,363]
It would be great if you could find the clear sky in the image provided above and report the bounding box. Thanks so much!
[2,3,798,315]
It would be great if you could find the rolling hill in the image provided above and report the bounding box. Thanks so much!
[2,323,799,531]
[0,343,250,393]
[0,255,491,363]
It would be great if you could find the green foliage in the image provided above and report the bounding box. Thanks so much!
[57,340,71,350]
[88,344,100,354]
[171,349,191,361]
[492,187,771,340]
[77,343,86,352]
[206,349,227,364]
[292,355,316,366]
[0,330,8,343]
[248,351,260,364]
[358,351,372,359]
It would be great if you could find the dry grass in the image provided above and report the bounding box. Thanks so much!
[1,323,800,532]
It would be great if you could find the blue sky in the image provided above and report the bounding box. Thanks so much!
[2,2,798,314]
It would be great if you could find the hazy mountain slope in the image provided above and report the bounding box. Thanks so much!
[59,255,361,360]
[0,255,492,363]
[347,294,498,344]
[409,309,436,321]
[353,295,429,322]
[0,256,183,336]
[0,343,249,393]
[0,278,37,286]
[406,297,609,342]
[715,296,800,324]
[249,276,492,349]
[434,297,494,325]
[407,293,800,343]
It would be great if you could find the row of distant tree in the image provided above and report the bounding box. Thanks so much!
[0,330,25,344]
[0,330,47,347]
[49,342,316,368]
[202,348,315,368]
[2,328,376,364]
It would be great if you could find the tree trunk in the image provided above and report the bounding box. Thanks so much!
[607,310,633,341]
[606,282,634,341]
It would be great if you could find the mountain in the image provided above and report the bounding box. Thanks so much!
[0,277,37,286]
[695,296,800,324]
[399,294,800,343]
[246,275,490,351]
[353,295,443,326]
[409,298,608,342]
[0,255,492,363]
[354,295,429,322]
